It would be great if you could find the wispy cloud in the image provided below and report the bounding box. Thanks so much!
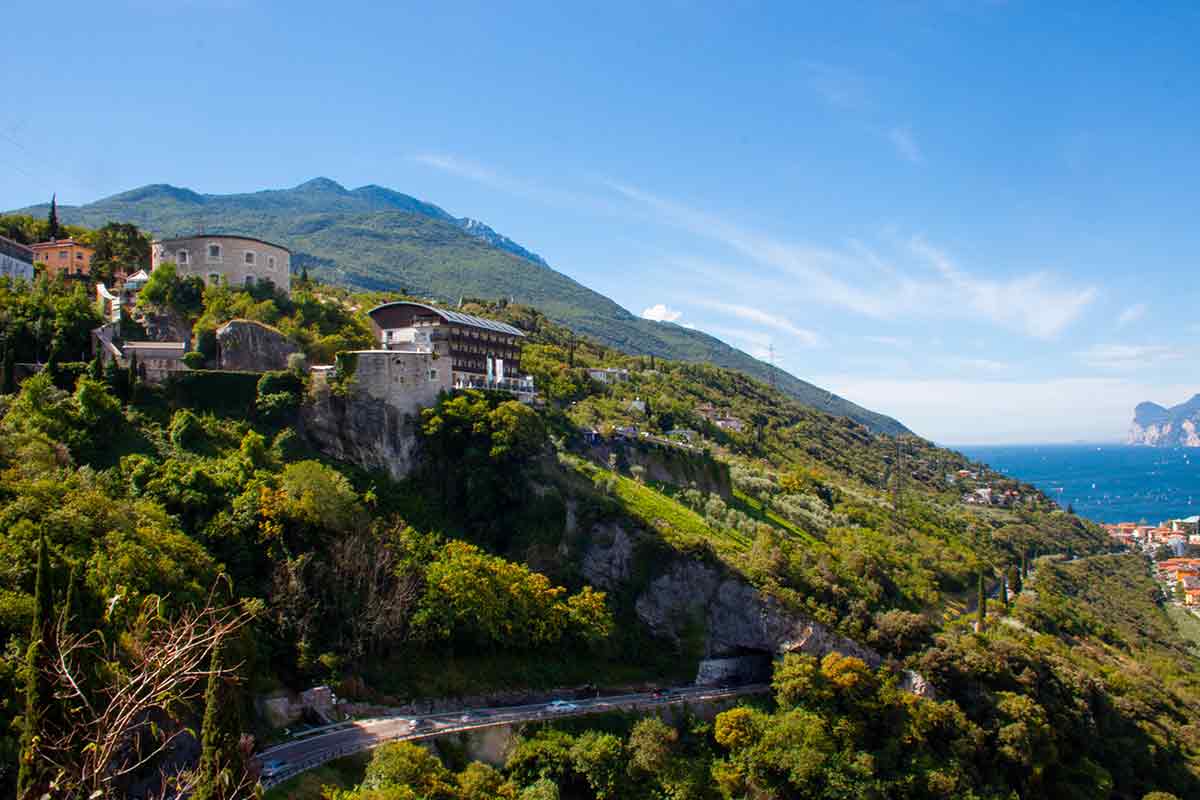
[801,61,868,110]
[864,335,912,348]
[411,152,619,215]
[1117,303,1147,327]
[606,180,1098,339]
[411,153,501,185]
[1076,343,1185,370]
[908,238,1098,339]
[694,300,821,347]
[889,126,923,163]
[641,303,683,323]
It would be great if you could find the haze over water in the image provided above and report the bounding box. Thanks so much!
[955,444,1200,524]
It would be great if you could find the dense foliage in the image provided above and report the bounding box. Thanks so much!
[0,253,1184,799]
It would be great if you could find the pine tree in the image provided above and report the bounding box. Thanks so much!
[194,641,243,800]
[18,535,55,800]
[300,265,309,286]
[47,194,59,241]
[976,571,987,630]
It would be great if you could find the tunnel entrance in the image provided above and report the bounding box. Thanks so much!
[695,650,774,687]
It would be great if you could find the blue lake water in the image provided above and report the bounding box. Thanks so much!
[954,444,1200,524]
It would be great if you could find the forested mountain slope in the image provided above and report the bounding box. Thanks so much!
[11,179,909,435]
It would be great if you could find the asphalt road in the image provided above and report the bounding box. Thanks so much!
[258,683,769,788]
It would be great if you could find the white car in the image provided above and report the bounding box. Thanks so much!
[547,700,578,713]
[261,759,286,778]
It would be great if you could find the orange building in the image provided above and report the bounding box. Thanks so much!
[30,238,94,278]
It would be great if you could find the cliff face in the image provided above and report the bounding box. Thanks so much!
[571,507,883,683]
[1128,395,1200,447]
[300,383,423,481]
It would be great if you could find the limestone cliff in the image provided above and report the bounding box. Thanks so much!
[300,382,423,482]
[1128,395,1200,447]
[572,507,884,683]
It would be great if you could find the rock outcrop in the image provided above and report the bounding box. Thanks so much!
[300,383,423,482]
[1128,395,1200,447]
[586,440,732,498]
[216,319,299,371]
[633,560,881,667]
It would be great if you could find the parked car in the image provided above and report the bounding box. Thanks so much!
[411,718,433,731]
[547,700,578,713]
[260,760,286,778]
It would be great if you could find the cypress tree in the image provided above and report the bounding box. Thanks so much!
[47,195,59,241]
[1001,573,1009,612]
[300,265,309,286]
[1011,564,1023,595]
[89,350,103,380]
[1,345,15,395]
[194,641,243,800]
[127,352,138,400]
[18,535,55,800]
[976,571,987,630]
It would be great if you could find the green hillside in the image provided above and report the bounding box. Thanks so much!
[13,178,909,435]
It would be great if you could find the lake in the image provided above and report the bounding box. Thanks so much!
[954,443,1200,524]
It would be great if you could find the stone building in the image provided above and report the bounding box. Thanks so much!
[0,235,34,282]
[30,238,93,278]
[367,301,533,399]
[151,234,291,294]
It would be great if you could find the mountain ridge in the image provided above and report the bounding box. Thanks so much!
[12,178,910,435]
[1128,393,1200,447]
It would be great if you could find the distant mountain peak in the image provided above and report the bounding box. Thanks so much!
[293,177,348,193]
[110,183,206,205]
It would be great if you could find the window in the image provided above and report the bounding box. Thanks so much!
[177,250,189,264]
[244,251,256,265]
[428,368,438,381]
[267,255,276,270]
[76,252,83,260]
[207,243,222,262]
[244,275,255,288]
[59,250,68,260]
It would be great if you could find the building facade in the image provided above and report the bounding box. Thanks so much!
[30,238,94,278]
[0,236,34,282]
[367,301,531,396]
[151,234,291,293]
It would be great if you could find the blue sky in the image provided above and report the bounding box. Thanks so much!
[3,1,1199,444]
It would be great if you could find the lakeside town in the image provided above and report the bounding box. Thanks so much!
[1104,518,1200,606]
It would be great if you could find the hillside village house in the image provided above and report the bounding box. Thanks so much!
[367,301,533,399]
[30,238,94,278]
[151,234,291,294]
[0,236,34,282]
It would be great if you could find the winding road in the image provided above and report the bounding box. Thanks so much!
[257,683,769,789]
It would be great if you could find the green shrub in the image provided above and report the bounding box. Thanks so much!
[169,409,204,449]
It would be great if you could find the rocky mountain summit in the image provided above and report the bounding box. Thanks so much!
[1128,394,1200,447]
